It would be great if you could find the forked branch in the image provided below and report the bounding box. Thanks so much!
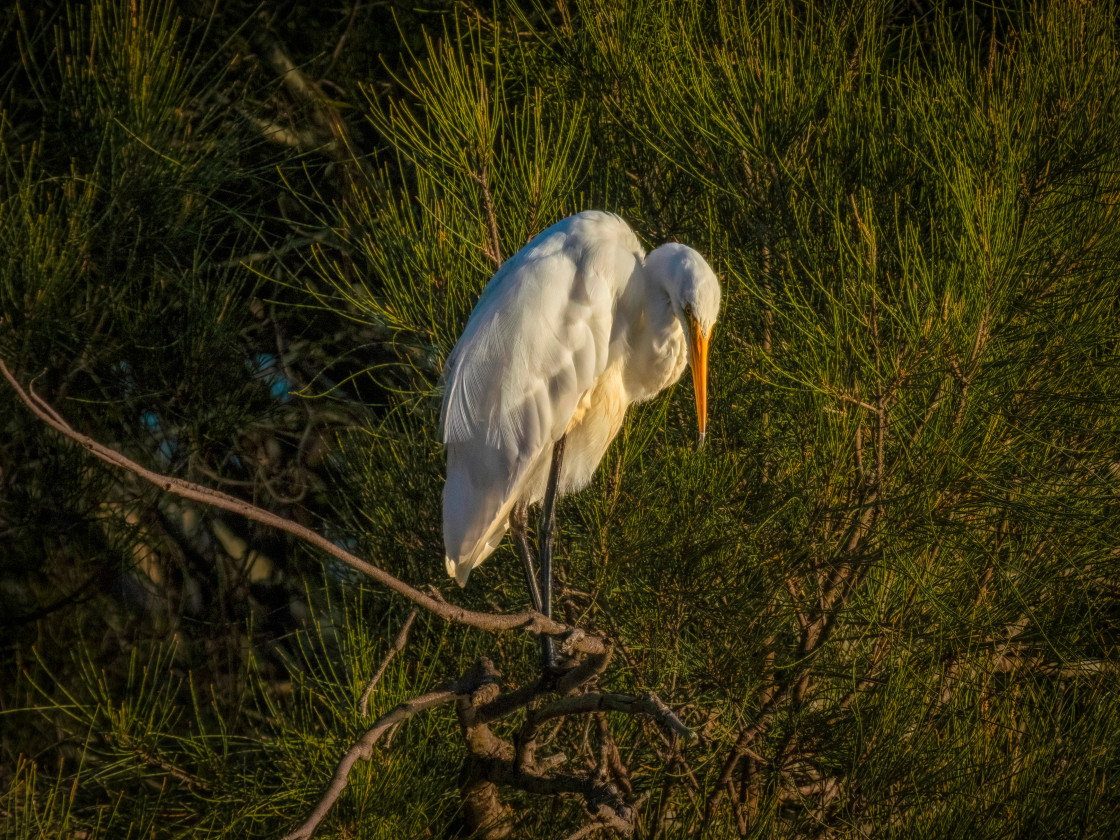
[283,653,694,839]
[282,684,463,840]
[1,359,701,838]
[359,608,418,716]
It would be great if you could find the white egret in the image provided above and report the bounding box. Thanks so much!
[440,211,721,665]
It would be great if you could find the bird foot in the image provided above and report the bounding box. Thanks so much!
[540,635,560,674]
[539,648,583,686]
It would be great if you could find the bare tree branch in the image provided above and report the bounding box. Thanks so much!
[0,359,604,651]
[3,358,704,838]
[281,684,463,840]
[474,166,503,269]
[359,609,418,716]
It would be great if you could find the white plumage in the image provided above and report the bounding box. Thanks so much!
[441,211,721,586]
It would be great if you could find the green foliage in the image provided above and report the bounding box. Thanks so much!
[3,0,1120,838]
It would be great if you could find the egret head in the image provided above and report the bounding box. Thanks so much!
[646,243,722,446]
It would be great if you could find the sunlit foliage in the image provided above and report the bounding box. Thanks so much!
[2,1,1119,838]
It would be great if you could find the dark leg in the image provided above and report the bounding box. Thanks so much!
[510,503,543,613]
[512,501,555,668]
[537,435,567,669]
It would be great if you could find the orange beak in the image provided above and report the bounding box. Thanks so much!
[687,316,710,448]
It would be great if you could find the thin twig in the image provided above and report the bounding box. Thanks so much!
[526,692,697,745]
[474,167,503,269]
[784,577,809,631]
[597,715,633,794]
[282,684,464,840]
[322,2,362,79]
[562,821,610,840]
[359,609,418,716]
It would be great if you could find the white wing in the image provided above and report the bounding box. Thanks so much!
[441,212,643,582]
[442,212,641,462]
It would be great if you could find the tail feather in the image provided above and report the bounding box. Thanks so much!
[445,522,506,586]
[443,440,519,586]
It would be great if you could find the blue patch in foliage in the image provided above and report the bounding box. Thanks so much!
[250,353,294,403]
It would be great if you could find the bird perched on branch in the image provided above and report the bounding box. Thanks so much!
[440,210,721,665]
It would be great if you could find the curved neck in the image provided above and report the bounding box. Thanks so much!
[616,264,687,402]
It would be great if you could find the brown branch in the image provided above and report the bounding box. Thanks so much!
[121,736,210,792]
[524,692,697,745]
[705,716,773,824]
[650,736,702,836]
[457,658,517,838]
[826,385,878,414]
[555,640,614,694]
[359,609,418,716]
[0,359,606,652]
[708,405,890,824]
[465,660,695,837]
[287,645,686,839]
[474,167,503,269]
[854,422,865,483]
[322,1,362,78]
[597,715,632,795]
[282,684,463,840]
[727,779,748,835]
[476,676,549,724]
[481,759,636,833]
[562,821,613,840]
[3,359,703,838]
[785,578,809,631]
